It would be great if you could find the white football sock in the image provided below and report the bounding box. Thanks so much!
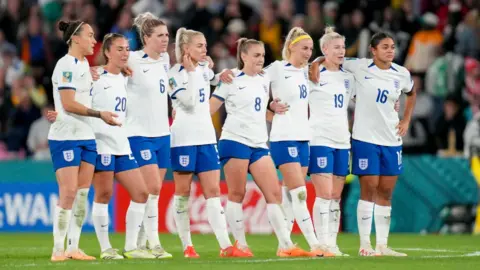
[374,204,392,246]
[92,202,112,252]
[357,200,374,247]
[124,201,146,251]
[206,197,231,249]
[67,188,89,251]
[144,194,161,248]
[267,204,294,249]
[329,199,341,247]
[289,186,319,248]
[173,195,192,250]
[313,197,331,246]
[137,224,147,248]
[281,186,294,233]
[226,200,247,247]
[53,206,71,251]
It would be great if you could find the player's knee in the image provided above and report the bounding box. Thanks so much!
[94,189,113,204]
[203,186,221,199]
[147,183,161,195]
[331,190,342,200]
[377,186,394,201]
[60,186,77,206]
[175,185,191,197]
[132,189,149,203]
[228,187,246,203]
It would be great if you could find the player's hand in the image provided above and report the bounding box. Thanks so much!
[90,67,100,81]
[396,120,410,137]
[183,55,195,72]
[394,100,400,112]
[47,110,58,123]
[100,111,121,126]
[270,98,289,114]
[309,60,321,83]
[206,56,214,69]
[122,66,133,77]
[219,69,234,84]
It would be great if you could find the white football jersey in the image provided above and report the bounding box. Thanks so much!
[309,66,355,149]
[124,51,170,138]
[213,72,270,149]
[48,54,95,141]
[168,63,217,147]
[90,71,131,155]
[264,60,310,142]
[342,58,414,146]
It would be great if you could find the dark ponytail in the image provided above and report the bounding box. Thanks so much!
[58,20,85,46]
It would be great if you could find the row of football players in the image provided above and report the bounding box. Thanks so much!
[47,10,416,262]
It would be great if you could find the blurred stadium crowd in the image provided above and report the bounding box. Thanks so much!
[0,0,478,160]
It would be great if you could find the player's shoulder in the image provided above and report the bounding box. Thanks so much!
[159,52,169,63]
[390,62,411,77]
[168,63,185,76]
[55,54,78,70]
[264,60,281,70]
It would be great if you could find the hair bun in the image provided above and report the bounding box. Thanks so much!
[58,21,70,32]
[324,26,335,34]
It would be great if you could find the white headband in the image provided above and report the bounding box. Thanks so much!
[66,22,84,44]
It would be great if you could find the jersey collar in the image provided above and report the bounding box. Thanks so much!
[368,60,398,72]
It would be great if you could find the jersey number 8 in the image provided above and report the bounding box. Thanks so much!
[254,97,261,111]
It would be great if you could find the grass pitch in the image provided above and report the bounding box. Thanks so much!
[0,233,479,270]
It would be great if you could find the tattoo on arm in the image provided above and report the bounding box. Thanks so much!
[87,109,101,118]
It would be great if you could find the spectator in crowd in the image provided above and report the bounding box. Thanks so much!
[346,9,370,58]
[405,12,443,74]
[160,0,182,34]
[0,0,21,44]
[111,9,139,51]
[27,103,52,160]
[434,94,467,155]
[464,58,480,118]
[305,0,323,52]
[5,87,40,157]
[455,9,479,58]
[258,4,282,59]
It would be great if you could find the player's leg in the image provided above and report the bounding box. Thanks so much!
[272,141,320,252]
[197,144,249,258]
[218,140,250,252]
[66,140,97,260]
[91,155,122,259]
[49,140,81,262]
[249,153,312,257]
[328,149,350,256]
[374,146,406,257]
[114,156,156,259]
[171,145,197,257]
[310,146,334,250]
[128,137,164,254]
[352,139,381,256]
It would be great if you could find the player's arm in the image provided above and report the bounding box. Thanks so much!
[397,73,417,136]
[308,57,325,83]
[58,73,119,126]
[210,81,230,115]
[169,72,198,109]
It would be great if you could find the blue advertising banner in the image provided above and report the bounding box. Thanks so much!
[0,183,115,232]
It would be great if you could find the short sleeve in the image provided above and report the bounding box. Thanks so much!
[212,81,232,102]
[57,61,76,90]
[263,61,281,83]
[168,67,186,99]
[342,58,368,73]
[402,71,414,93]
[90,79,104,109]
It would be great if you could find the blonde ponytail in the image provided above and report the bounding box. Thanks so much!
[236,38,263,70]
[282,27,311,60]
[174,27,203,63]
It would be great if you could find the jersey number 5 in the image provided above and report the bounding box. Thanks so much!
[376,89,389,104]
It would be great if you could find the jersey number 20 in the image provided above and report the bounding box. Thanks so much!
[115,97,127,112]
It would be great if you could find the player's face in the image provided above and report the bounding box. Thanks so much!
[106,37,130,69]
[74,24,96,56]
[243,44,265,74]
[146,25,169,54]
[323,38,345,66]
[186,34,207,63]
[372,38,395,63]
[290,38,313,65]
